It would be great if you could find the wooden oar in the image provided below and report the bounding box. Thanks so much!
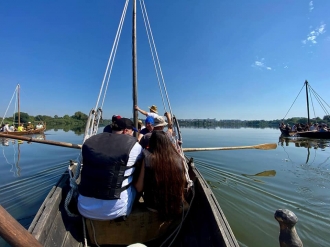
[182,143,277,152]
[0,133,277,151]
[0,133,82,149]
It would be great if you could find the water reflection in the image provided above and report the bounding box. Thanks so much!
[242,170,276,183]
[278,136,330,164]
[0,134,46,177]
[278,136,330,149]
[49,125,89,135]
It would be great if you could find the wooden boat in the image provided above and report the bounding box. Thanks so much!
[279,127,330,139]
[280,80,330,139]
[1,84,46,136]
[1,126,46,136]
[25,1,239,247]
[27,156,238,246]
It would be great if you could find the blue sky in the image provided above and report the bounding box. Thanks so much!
[1,0,329,121]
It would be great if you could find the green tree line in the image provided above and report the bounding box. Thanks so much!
[178,115,330,128]
[0,111,91,127]
[2,111,329,129]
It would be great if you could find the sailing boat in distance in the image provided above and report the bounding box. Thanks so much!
[1,84,46,136]
[280,80,330,139]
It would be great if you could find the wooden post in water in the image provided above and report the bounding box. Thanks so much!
[274,209,303,247]
[0,205,43,247]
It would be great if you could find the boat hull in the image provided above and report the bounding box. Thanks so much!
[28,159,239,247]
[296,131,330,139]
[2,126,46,136]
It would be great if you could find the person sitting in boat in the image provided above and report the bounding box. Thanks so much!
[17,123,25,131]
[26,122,34,130]
[78,118,143,220]
[135,104,159,119]
[35,122,43,129]
[296,123,303,132]
[139,112,175,149]
[138,116,154,141]
[310,123,318,131]
[138,119,145,133]
[3,123,13,132]
[291,124,297,132]
[134,130,186,220]
[103,114,121,133]
[319,124,328,132]
[304,124,309,131]
[285,124,291,131]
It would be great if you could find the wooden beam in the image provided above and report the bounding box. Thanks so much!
[0,205,43,247]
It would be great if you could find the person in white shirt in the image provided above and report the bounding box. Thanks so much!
[3,123,13,132]
[135,105,159,119]
[310,123,318,131]
[35,122,43,129]
[78,118,142,220]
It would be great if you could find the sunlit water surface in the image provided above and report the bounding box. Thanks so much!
[1,128,329,247]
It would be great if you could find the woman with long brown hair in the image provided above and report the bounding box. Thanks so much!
[134,130,186,220]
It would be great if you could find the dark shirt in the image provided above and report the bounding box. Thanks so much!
[140,128,151,135]
[139,133,152,149]
[103,125,112,133]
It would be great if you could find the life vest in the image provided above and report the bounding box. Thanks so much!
[79,132,137,200]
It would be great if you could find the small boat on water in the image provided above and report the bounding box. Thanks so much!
[1,125,46,136]
[24,1,239,246]
[1,84,46,136]
[279,80,330,139]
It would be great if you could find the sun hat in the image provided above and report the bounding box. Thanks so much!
[153,116,168,127]
[145,116,154,125]
[138,119,143,125]
[148,105,158,113]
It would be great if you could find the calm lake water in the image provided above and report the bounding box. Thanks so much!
[1,127,329,247]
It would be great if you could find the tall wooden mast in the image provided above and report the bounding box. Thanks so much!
[132,0,138,136]
[305,80,310,125]
[17,84,20,126]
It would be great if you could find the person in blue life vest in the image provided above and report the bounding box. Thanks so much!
[78,117,143,220]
